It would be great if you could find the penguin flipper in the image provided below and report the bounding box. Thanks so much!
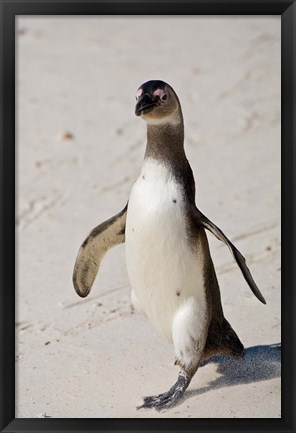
[73,204,127,298]
[193,207,266,305]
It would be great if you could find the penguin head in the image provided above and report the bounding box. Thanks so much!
[135,80,180,125]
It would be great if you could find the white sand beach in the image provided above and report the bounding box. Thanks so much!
[16,16,281,418]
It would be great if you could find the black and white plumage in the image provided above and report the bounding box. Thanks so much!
[73,80,265,411]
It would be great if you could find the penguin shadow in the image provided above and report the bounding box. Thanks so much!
[186,343,281,401]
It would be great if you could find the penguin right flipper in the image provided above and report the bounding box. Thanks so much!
[193,207,266,305]
[73,204,127,298]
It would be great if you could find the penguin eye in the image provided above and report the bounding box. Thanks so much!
[153,88,168,102]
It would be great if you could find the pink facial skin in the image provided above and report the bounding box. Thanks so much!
[135,88,143,100]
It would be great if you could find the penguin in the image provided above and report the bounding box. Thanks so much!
[73,80,266,411]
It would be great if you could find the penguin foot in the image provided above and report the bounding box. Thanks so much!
[138,388,185,411]
[137,372,190,411]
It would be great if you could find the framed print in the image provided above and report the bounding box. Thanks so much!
[0,0,295,432]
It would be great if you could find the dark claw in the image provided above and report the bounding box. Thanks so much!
[137,395,163,410]
[143,392,167,404]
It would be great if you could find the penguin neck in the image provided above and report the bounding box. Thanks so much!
[143,109,196,204]
[144,110,186,168]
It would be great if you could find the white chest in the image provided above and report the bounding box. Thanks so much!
[125,160,206,340]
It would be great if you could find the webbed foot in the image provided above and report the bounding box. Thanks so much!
[137,372,190,411]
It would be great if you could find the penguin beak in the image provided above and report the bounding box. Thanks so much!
[135,94,157,116]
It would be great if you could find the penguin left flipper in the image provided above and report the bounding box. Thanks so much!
[73,204,127,298]
[193,207,266,305]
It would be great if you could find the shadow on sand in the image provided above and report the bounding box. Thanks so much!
[186,343,281,399]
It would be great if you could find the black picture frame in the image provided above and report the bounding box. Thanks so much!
[0,1,295,432]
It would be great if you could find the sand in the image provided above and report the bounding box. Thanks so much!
[16,16,281,418]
